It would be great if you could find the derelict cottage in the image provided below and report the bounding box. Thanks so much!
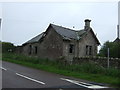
[19,19,100,61]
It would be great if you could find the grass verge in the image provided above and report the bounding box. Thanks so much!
[2,53,120,88]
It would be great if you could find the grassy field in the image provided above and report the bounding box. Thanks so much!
[2,53,120,87]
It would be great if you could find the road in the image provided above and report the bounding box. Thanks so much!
[1,61,111,89]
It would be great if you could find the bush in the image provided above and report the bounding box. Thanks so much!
[2,42,16,53]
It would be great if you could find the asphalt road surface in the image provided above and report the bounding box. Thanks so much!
[1,61,113,89]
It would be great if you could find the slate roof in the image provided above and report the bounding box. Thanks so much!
[23,23,100,45]
[25,32,44,44]
[51,24,78,40]
[50,24,87,40]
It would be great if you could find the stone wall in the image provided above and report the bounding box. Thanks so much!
[21,26,63,60]
[62,40,78,62]
[73,56,120,69]
[78,30,98,57]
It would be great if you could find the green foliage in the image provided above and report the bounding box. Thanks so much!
[2,53,120,87]
[98,41,120,58]
[2,42,16,53]
[3,53,120,77]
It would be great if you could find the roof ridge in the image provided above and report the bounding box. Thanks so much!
[50,23,80,32]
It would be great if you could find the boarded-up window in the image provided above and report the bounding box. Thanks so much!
[69,44,74,53]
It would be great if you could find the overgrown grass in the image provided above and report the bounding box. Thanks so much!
[2,53,120,87]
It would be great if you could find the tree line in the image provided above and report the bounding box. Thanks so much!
[1,41,16,53]
[98,41,120,58]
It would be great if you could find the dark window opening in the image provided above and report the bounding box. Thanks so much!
[35,46,37,54]
[86,45,92,55]
[86,45,88,55]
[69,44,74,53]
[29,45,32,55]
[89,46,92,55]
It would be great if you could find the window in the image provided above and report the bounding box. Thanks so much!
[35,46,37,54]
[69,44,74,53]
[89,46,92,55]
[29,45,32,55]
[86,45,92,55]
[86,45,88,55]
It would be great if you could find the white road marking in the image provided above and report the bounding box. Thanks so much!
[16,73,45,85]
[0,67,7,71]
[60,78,108,89]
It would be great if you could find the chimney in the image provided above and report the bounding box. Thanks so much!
[84,19,91,30]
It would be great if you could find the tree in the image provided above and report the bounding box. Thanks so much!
[2,42,16,53]
[98,41,120,58]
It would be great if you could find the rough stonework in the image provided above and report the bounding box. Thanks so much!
[73,56,120,69]
[18,19,100,61]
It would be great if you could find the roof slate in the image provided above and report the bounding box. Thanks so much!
[51,24,87,40]
[51,24,80,40]
[25,32,44,44]
[23,24,92,44]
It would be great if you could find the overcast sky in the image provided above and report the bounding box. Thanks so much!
[0,2,118,48]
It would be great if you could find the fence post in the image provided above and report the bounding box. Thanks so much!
[107,48,110,68]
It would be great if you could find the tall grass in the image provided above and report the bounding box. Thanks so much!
[2,53,120,87]
[2,53,120,78]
